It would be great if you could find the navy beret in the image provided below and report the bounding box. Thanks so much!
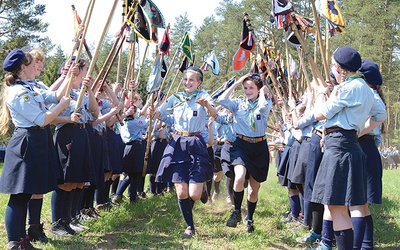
[2,49,25,72]
[358,59,383,85]
[333,46,361,72]
[186,66,203,81]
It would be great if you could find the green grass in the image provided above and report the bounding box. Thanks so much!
[0,163,399,249]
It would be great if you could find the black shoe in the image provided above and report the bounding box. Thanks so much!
[69,217,89,232]
[27,223,49,243]
[50,219,75,237]
[200,187,208,204]
[20,236,42,250]
[243,217,254,233]
[6,241,21,250]
[226,210,242,227]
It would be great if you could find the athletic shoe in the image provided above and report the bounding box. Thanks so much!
[181,226,195,238]
[296,230,322,244]
[5,241,21,250]
[226,210,242,227]
[69,217,89,232]
[50,218,75,237]
[243,217,254,233]
[212,191,219,201]
[27,223,49,243]
[200,187,208,204]
[307,240,332,250]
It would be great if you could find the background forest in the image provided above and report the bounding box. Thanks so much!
[0,0,399,147]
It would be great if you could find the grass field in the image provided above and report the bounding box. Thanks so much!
[0,163,399,249]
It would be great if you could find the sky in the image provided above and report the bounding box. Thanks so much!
[35,0,222,55]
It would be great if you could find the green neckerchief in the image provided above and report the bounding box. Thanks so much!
[169,90,199,110]
[247,97,259,131]
[346,73,363,82]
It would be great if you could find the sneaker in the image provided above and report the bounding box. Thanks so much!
[282,213,299,223]
[96,202,112,212]
[200,187,208,204]
[296,230,322,244]
[307,240,332,250]
[86,207,101,218]
[111,194,123,204]
[226,196,232,205]
[27,223,49,243]
[212,191,219,201]
[50,219,75,237]
[243,217,254,233]
[69,217,89,232]
[226,210,242,227]
[5,241,20,250]
[181,226,195,239]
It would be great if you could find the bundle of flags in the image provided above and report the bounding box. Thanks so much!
[270,0,294,29]
[232,13,255,72]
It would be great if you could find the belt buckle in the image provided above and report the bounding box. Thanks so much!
[248,137,257,143]
[181,131,190,136]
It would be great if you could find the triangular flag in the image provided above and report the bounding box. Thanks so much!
[140,0,165,28]
[146,54,162,93]
[180,32,193,61]
[161,57,167,78]
[179,56,189,73]
[159,26,170,55]
[240,16,255,52]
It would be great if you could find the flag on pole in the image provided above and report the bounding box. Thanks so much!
[127,5,151,42]
[140,0,165,28]
[159,26,170,55]
[272,0,294,16]
[315,0,345,27]
[202,51,220,75]
[232,14,255,72]
[212,76,236,99]
[146,54,163,92]
[179,55,189,73]
[180,32,193,62]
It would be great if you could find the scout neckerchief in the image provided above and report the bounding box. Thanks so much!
[247,97,259,131]
[169,90,199,110]
[346,73,363,81]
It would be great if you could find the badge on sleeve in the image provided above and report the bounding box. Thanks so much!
[193,111,198,116]
[23,95,30,102]
[256,114,261,120]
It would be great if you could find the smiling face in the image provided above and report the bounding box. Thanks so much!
[182,70,201,95]
[33,58,43,76]
[242,79,259,101]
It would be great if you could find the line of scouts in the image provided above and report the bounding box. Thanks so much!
[0,45,387,250]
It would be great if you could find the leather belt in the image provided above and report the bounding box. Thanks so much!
[312,129,323,138]
[225,140,232,145]
[325,126,344,135]
[176,131,201,136]
[67,123,85,129]
[94,130,104,136]
[127,140,142,145]
[237,134,266,143]
[217,140,225,145]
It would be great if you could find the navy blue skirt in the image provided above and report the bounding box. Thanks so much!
[54,124,96,183]
[155,134,213,184]
[312,130,367,206]
[148,139,169,174]
[230,137,270,183]
[359,135,382,204]
[0,126,59,194]
[221,142,232,177]
[304,133,323,202]
[287,140,301,184]
[91,132,107,188]
[106,128,123,174]
[122,141,144,174]
[291,137,311,184]
[277,144,291,187]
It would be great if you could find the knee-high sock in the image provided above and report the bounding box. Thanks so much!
[63,189,76,220]
[104,179,112,201]
[312,202,324,234]
[303,199,312,226]
[5,194,32,241]
[206,179,212,196]
[51,188,67,223]
[246,200,257,221]
[83,186,95,209]
[233,190,244,212]
[322,220,334,247]
[334,228,354,250]
[289,195,301,218]
[149,175,156,194]
[362,215,374,250]
[71,188,83,218]
[352,217,366,250]
[178,198,194,231]
[28,198,43,225]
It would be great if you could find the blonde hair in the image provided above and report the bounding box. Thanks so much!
[29,48,45,62]
[0,52,33,134]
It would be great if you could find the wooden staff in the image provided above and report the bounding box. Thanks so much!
[325,20,331,69]
[284,31,293,100]
[135,42,149,87]
[75,0,122,110]
[64,0,95,97]
[296,47,311,90]
[311,0,330,80]
[142,92,155,177]
[124,42,136,90]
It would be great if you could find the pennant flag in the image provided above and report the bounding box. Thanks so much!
[289,54,298,79]
[179,55,189,73]
[72,5,83,43]
[272,0,294,16]
[249,59,259,75]
[315,0,345,27]
[127,5,151,42]
[146,54,163,92]
[286,26,301,47]
[161,57,167,78]
[205,51,220,75]
[232,15,255,72]
[140,0,165,28]
[212,76,236,99]
[180,32,193,61]
[159,26,170,55]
